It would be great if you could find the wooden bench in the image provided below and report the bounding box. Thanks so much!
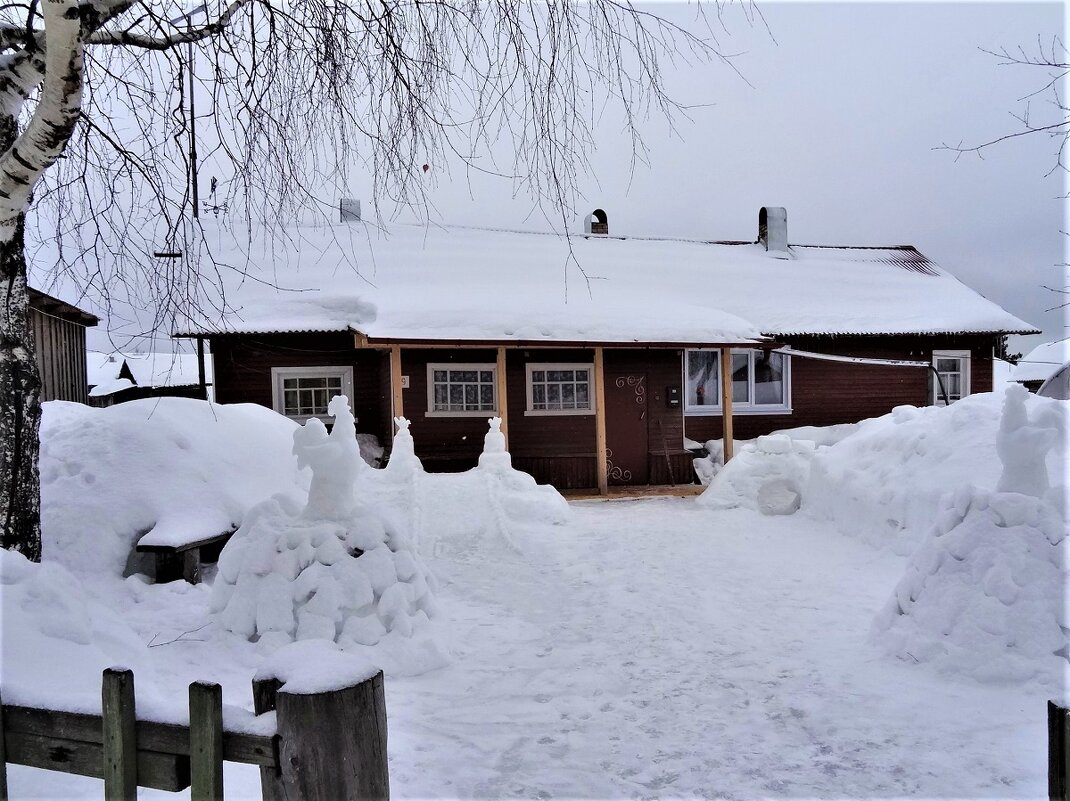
[135,531,234,584]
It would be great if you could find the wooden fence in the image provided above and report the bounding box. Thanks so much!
[0,667,388,801]
[1053,701,1069,801]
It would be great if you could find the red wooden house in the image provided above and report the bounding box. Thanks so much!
[177,206,1037,493]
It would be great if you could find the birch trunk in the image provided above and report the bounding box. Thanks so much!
[0,113,41,559]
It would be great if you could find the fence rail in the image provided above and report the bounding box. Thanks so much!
[0,666,388,801]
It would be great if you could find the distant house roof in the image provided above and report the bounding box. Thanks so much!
[166,220,1038,344]
[87,351,211,397]
[28,288,98,327]
[1012,339,1070,384]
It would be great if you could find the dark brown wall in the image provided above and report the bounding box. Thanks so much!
[210,333,388,441]
[683,334,995,443]
[210,332,997,489]
[31,308,89,403]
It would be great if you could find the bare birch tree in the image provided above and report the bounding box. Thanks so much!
[0,0,747,556]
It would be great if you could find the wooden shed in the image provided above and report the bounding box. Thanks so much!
[28,288,98,404]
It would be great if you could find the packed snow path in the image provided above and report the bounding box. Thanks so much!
[388,498,1044,799]
[7,498,1048,799]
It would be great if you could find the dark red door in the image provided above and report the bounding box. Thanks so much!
[605,372,648,485]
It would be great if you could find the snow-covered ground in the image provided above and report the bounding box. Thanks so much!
[3,390,1067,799]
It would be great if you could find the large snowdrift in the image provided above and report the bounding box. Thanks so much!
[699,386,1069,685]
[40,399,310,577]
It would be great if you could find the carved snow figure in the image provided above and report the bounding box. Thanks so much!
[872,386,1067,686]
[477,417,512,472]
[383,417,422,477]
[995,384,1059,498]
[211,396,443,674]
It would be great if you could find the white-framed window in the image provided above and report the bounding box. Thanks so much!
[270,366,354,422]
[683,348,791,415]
[932,350,970,405]
[525,363,595,416]
[427,363,497,416]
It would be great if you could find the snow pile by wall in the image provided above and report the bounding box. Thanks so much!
[697,434,816,514]
[804,392,1066,553]
[210,397,446,677]
[0,549,158,711]
[40,399,312,577]
[872,386,1068,685]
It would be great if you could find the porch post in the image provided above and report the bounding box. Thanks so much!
[389,345,404,431]
[496,346,509,450]
[594,347,608,495]
[196,336,207,399]
[720,346,734,463]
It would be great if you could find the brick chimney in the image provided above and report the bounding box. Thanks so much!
[584,208,608,236]
[758,206,789,258]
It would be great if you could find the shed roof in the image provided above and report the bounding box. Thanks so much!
[87,351,211,395]
[28,287,98,327]
[1012,339,1070,383]
[171,220,1036,344]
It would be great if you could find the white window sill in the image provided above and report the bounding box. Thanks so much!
[524,409,596,417]
[684,406,793,417]
[424,409,500,418]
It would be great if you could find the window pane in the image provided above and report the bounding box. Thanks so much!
[575,369,589,382]
[532,370,545,382]
[480,385,494,407]
[937,358,960,373]
[464,385,478,406]
[532,385,545,405]
[547,384,561,408]
[754,351,785,405]
[562,384,575,406]
[945,374,962,398]
[434,385,447,408]
[480,371,493,383]
[732,353,749,403]
[576,384,590,407]
[449,385,463,405]
[687,350,719,407]
[434,370,447,382]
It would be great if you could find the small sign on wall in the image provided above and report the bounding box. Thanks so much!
[401,376,410,389]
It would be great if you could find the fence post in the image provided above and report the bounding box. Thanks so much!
[1052,701,1069,801]
[252,678,283,801]
[0,685,8,801]
[102,668,137,801]
[190,682,224,801]
[272,671,389,801]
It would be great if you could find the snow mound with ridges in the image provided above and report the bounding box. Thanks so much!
[872,385,1068,686]
[210,398,445,676]
[697,434,816,512]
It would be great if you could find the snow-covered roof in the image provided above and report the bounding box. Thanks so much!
[172,220,1036,343]
[87,351,211,396]
[1012,339,1070,384]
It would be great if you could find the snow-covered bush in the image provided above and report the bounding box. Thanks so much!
[40,399,311,577]
[210,397,445,676]
[872,386,1068,686]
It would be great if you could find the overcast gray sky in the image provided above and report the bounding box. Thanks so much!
[373,1,1065,353]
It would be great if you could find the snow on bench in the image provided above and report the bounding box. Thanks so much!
[135,511,235,584]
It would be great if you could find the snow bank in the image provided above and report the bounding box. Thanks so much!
[872,387,1068,686]
[40,399,311,577]
[0,550,158,712]
[805,392,1066,553]
[211,397,446,677]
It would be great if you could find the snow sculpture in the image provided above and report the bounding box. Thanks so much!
[383,416,422,476]
[996,384,1058,497]
[292,395,366,520]
[211,396,443,674]
[872,387,1068,685]
[477,416,512,472]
